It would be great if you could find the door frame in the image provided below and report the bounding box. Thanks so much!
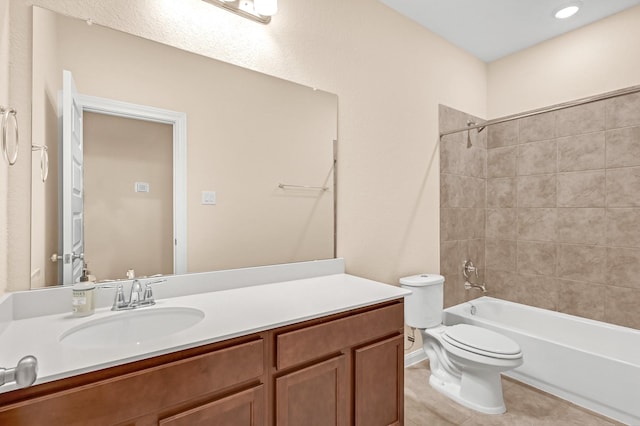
[78,94,188,275]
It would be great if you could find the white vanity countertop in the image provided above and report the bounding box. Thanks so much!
[0,273,409,393]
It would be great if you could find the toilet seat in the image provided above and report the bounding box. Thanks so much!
[442,324,522,360]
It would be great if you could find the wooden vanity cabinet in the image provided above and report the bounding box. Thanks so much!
[271,301,404,426]
[0,300,404,426]
[0,335,268,426]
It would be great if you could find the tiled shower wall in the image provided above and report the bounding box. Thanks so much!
[439,105,487,308]
[440,90,640,330]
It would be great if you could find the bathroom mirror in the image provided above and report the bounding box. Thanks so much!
[30,7,337,288]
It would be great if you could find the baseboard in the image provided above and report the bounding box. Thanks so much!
[404,349,427,367]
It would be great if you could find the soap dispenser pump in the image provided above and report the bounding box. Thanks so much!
[72,262,96,317]
[79,265,90,282]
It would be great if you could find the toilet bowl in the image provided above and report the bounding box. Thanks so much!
[400,274,523,414]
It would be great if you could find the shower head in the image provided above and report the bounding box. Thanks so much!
[466,120,475,148]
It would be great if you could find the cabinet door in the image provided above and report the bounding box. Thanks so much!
[275,355,348,426]
[159,385,264,426]
[354,335,404,426]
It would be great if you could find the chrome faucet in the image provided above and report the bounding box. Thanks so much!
[464,281,487,293]
[111,278,166,311]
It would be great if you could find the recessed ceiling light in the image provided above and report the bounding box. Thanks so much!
[554,2,582,19]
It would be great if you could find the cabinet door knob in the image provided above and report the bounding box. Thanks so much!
[0,356,38,389]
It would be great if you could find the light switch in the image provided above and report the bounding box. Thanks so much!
[135,182,150,193]
[202,191,216,205]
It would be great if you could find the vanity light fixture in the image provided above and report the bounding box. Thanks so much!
[203,0,277,24]
[554,2,582,19]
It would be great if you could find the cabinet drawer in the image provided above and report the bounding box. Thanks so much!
[0,338,264,425]
[160,384,265,426]
[276,303,403,370]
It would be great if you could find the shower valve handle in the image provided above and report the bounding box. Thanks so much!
[463,260,478,280]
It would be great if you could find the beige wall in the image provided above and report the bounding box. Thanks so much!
[83,113,173,281]
[0,0,8,295]
[7,0,488,291]
[488,5,640,118]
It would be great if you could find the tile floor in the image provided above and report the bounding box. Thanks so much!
[404,360,624,426]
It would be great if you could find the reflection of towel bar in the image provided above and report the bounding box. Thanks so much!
[1,106,18,166]
[31,144,49,182]
[278,183,329,191]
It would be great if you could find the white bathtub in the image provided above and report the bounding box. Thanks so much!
[443,296,640,425]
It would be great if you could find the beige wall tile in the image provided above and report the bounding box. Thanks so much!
[488,120,518,149]
[487,146,517,178]
[557,244,607,284]
[441,239,486,307]
[442,240,469,307]
[517,208,557,242]
[517,241,556,276]
[467,238,486,274]
[486,208,517,239]
[441,174,485,208]
[606,247,640,290]
[556,208,606,245]
[557,279,606,321]
[604,286,640,329]
[469,118,488,150]
[519,111,556,143]
[441,240,466,278]
[485,269,518,302]
[439,104,470,133]
[440,133,464,175]
[485,239,517,271]
[606,166,640,207]
[518,140,557,175]
[605,126,640,168]
[605,91,640,129]
[606,208,640,248]
[557,171,605,207]
[440,208,485,242]
[487,178,516,208]
[556,101,605,137]
[516,274,559,311]
[440,133,486,178]
[557,132,605,172]
[517,175,556,207]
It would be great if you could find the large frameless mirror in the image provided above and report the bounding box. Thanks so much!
[30,6,337,288]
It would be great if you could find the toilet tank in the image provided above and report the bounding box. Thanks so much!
[400,274,445,329]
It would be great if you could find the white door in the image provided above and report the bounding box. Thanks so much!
[61,70,85,284]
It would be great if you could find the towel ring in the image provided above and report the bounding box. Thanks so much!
[2,107,19,166]
[31,144,49,182]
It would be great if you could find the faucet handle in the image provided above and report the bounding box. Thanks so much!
[141,279,166,305]
[111,283,128,310]
[143,284,154,303]
[463,260,478,280]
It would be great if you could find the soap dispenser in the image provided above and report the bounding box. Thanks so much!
[72,263,96,317]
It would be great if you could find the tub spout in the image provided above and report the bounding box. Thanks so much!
[464,281,487,293]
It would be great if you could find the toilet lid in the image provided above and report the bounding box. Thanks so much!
[442,324,521,358]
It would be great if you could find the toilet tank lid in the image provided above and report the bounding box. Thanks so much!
[399,274,445,287]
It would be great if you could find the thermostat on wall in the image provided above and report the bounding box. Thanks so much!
[135,182,150,193]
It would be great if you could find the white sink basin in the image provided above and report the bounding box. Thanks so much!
[60,307,205,349]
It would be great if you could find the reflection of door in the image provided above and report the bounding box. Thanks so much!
[61,70,84,284]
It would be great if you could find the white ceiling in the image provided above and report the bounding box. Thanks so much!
[379,0,640,62]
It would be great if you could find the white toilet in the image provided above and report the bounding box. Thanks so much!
[401,274,523,414]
